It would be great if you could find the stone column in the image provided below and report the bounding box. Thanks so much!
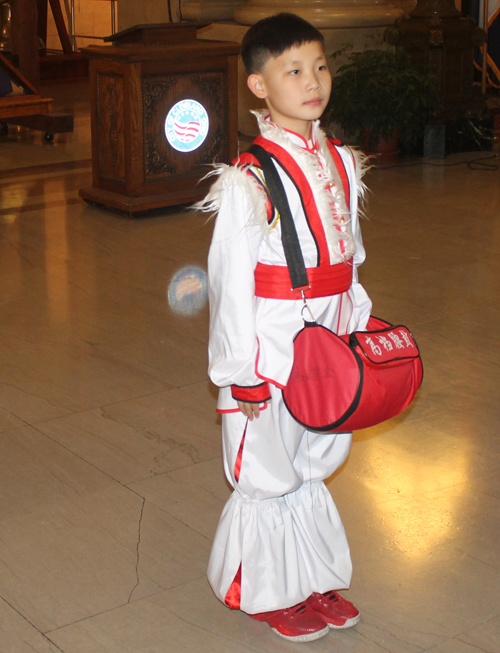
[12,0,39,88]
[182,0,246,21]
[234,0,403,28]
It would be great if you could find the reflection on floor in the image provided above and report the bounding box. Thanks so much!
[1,81,500,653]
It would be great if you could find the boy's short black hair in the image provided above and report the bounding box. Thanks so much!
[241,13,324,75]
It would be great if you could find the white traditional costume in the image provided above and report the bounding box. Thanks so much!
[198,111,372,615]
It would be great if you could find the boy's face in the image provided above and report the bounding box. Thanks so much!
[247,41,331,140]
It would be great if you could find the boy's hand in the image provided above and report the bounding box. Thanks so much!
[237,401,261,420]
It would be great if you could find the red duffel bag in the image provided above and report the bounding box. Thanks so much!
[282,316,423,433]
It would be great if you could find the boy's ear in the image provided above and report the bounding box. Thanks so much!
[247,73,267,100]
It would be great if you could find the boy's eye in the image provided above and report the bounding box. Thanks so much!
[318,65,327,71]
[289,69,300,75]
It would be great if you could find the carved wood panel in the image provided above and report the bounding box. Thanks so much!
[96,72,126,180]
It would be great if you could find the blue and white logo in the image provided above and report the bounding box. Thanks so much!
[165,99,209,153]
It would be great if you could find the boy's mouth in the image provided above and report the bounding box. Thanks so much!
[303,98,322,106]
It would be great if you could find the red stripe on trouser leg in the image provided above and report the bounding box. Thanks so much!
[224,563,242,609]
[234,421,247,483]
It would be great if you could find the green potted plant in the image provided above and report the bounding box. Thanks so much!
[326,46,440,157]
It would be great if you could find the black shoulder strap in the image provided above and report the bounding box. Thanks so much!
[323,129,345,147]
[248,144,309,292]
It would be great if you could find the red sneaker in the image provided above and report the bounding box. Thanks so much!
[307,590,360,629]
[250,601,330,642]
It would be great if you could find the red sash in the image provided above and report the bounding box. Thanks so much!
[254,260,353,299]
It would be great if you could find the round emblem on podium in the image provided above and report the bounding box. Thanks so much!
[165,99,209,153]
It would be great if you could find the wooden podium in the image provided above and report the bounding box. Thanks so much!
[79,23,240,215]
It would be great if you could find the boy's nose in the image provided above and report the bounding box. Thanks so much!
[306,72,321,90]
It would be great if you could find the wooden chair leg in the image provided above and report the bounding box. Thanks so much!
[37,0,48,51]
[48,0,73,54]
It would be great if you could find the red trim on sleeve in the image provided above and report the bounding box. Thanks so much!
[231,382,271,403]
[233,153,274,224]
[232,152,260,167]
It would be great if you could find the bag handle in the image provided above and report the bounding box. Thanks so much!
[247,144,309,292]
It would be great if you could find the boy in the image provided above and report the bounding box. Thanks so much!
[198,13,372,643]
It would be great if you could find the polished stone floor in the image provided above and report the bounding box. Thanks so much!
[1,82,500,653]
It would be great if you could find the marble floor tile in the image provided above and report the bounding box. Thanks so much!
[415,304,500,361]
[0,305,209,410]
[152,580,392,653]
[48,578,390,653]
[0,597,60,653]
[426,615,500,653]
[335,499,500,645]
[0,329,171,420]
[469,467,500,500]
[407,330,500,427]
[330,420,500,509]
[36,382,220,484]
[0,180,83,214]
[0,407,25,433]
[429,485,500,570]
[129,457,231,540]
[360,226,493,283]
[365,259,500,322]
[0,382,75,424]
[364,158,500,239]
[349,609,448,653]
[0,425,210,632]
[2,206,211,274]
[359,286,439,326]
[0,266,210,368]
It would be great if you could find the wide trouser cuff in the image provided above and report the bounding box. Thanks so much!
[207,480,352,614]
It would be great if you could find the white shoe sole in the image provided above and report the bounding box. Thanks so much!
[328,614,361,629]
[271,625,330,642]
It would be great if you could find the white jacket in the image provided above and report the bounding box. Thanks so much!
[200,112,372,412]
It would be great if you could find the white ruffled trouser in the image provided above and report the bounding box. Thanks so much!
[208,384,353,615]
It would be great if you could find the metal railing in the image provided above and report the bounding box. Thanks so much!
[68,0,116,50]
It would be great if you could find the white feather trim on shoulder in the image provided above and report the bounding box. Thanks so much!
[349,146,371,210]
[192,162,269,234]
